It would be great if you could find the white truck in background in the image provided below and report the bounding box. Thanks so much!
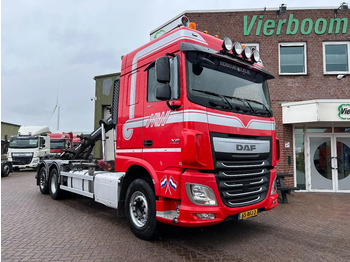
[8,126,50,170]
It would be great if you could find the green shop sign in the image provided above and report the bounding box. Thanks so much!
[339,104,350,120]
[244,14,348,36]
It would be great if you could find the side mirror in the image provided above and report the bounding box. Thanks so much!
[155,56,170,83]
[156,84,171,101]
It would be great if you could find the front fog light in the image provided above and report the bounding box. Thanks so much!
[186,183,217,206]
[196,213,216,219]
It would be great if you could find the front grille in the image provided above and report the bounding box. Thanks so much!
[12,155,33,165]
[217,165,270,207]
[211,133,272,208]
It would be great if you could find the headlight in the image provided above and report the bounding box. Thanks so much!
[271,178,277,195]
[186,183,217,206]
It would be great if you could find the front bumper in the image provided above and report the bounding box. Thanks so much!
[156,169,278,226]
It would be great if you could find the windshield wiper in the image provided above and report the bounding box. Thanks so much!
[192,89,234,110]
[244,98,272,116]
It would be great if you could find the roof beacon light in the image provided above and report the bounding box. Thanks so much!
[189,22,197,30]
[222,37,233,52]
[181,16,190,27]
[242,46,252,60]
[232,42,243,55]
[252,49,261,63]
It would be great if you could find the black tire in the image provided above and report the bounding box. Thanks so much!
[125,179,158,240]
[49,168,61,200]
[1,163,10,177]
[38,167,49,194]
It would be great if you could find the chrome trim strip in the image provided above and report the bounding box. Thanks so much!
[226,187,263,197]
[228,196,261,206]
[222,169,265,177]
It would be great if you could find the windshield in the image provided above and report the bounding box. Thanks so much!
[186,51,272,117]
[9,136,39,149]
[50,139,65,149]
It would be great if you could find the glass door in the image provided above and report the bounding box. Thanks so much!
[308,135,350,192]
[309,136,334,191]
[336,137,350,191]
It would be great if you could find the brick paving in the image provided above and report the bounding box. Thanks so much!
[2,171,350,262]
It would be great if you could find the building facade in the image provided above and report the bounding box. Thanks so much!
[1,122,21,155]
[176,6,349,192]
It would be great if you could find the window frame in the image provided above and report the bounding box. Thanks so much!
[242,43,260,52]
[146,55,180,103]
[322,41,350,75]
[279,42,307,76]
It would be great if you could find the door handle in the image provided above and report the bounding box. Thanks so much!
[144,140,153,147]
[330,157,338,170]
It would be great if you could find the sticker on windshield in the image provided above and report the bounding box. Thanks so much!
[220,61,252,76]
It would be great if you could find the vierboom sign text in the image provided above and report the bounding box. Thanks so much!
[244,14,348,36]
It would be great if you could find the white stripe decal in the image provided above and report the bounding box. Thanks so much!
[116,148,181,154]
[122,109,275,141]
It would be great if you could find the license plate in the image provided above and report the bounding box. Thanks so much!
[239,209,258,220]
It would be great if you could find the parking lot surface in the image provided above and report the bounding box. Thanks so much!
[2,171,350,262]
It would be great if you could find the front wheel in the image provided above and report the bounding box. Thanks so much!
[1,163,11,177]
[49,168,62,200]
[125,179,158,240]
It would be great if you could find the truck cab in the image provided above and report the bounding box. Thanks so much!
[115,22,279,236]
[8,126,50,170]
[49,132,73,157]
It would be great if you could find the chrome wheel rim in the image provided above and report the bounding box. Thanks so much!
[50,173,57,194]
[39,170,46,190]
[129,191,148,228]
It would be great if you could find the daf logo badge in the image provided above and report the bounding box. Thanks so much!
[236,144,257,151]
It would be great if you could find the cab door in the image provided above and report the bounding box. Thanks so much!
[143,54,183,198]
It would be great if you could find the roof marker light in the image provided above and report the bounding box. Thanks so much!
[222,37,233,53]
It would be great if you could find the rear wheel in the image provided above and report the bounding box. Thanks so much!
[49,168,61,200]
[38,167,49,194]
[125,179,158,240]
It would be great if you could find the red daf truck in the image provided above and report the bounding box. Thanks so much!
[36,17,280,240]
[49,132,73,156]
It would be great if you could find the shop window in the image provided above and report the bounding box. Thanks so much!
[323,42,350,74]
[335,127,350,133]
[279,42,307,75]
[295,134,306,190]
[306,127,332,133]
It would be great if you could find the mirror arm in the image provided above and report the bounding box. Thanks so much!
[166,100,182,111]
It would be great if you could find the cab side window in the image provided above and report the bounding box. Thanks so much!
[147,56,180,102]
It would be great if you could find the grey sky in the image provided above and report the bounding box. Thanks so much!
[1,0,340,133]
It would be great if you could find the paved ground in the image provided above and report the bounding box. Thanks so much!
[2,171,350,262]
